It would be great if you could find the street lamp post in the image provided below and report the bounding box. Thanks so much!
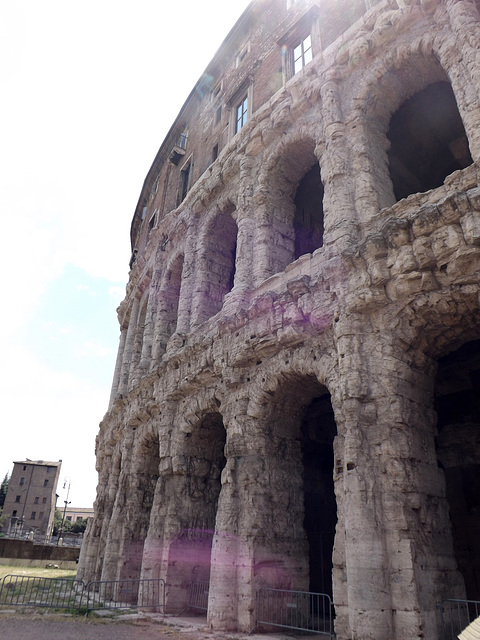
[58,478,71,545]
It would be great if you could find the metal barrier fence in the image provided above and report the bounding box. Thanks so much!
[0,575,165,614]
[0,575,85,610]
[85,578,165,613]
[441,598,480,639]
[189,580,209,611]
[257,588,334,637]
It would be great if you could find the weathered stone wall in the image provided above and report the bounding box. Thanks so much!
[78,0,480,638]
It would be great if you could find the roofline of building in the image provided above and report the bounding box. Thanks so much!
[13,460,62,467]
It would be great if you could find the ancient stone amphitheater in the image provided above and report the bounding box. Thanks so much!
[77,0,480,637]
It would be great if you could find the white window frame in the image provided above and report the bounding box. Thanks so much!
[292,33,313,75]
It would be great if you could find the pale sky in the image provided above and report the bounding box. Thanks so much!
[0,0,252,509]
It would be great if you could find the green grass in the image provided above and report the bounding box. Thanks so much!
[0,565,77,581]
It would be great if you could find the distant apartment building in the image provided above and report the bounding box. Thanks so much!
[3,460,61,537]
[63,507,94,524]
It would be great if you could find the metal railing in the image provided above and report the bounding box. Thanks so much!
[257,588,334,637]
[0,575,85,610]
[84,578,165,613]
[189,580,209,611]
[440,598,480,639]
[0,574,165,614]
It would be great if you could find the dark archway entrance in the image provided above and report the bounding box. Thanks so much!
[293,163,324,260]
[302,393,337,597]
[387,81,473,201]
[435,340,480,601]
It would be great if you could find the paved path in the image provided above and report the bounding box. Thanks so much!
[0,612,295,640]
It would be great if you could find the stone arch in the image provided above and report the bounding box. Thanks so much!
[155,400,227,613]
[352,43,476,213]
[117,427,160,584]
[206,367,340,632]
[190,204,238,327]
[151,251,185,361]
[253,133,324,281]
[259,373,338,595]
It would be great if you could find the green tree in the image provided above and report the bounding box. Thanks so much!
[0,473,10,509]
[71,518,88,534]
[53,509,73,536]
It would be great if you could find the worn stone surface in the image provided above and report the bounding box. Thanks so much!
[78,1,480,638]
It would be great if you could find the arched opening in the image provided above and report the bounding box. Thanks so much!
[119,431,160,584]
[194,210,237,325]
[435,340,480,601]
[302,394,337,596]
[387,81,473,201]
[263,376,337,601]
[294,163,324,260]
[153,253,185,358]
[167,412,227,609]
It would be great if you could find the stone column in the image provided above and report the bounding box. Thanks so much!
[319,75,359,252]
[444,0,480,160]
[176,224,197,335]
[118,296,140,395]
[208,391,310,632]
[334,320,465,639]
[108,328,127,407]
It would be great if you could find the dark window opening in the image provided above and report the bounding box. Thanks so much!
[34,497,39,504]
[15,495,20,503]
[387,81,473,202]
[12,510,17,517]
[180,163,191,203]
[42,497,47,504]
[44,479,49,487]
[19,477,25,486]
[66,516,72,522]
[302,394,337,597]
[148,214,156,233]
[435,340,480,601]
[212,144,219,163]
[30,512,36,520]
[293,163,324,259]
[23,466,26,471]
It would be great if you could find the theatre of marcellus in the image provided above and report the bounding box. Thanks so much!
[77,0,480,637]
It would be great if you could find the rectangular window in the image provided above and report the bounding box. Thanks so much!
[19,477,25,486]
[293,34,312,74]
[66,516,72,522]
[34,497,39,504]
[12,510,17,517]
[23,466,27,471]
[235,95,248,133]
[44,479,49,487]
[42,497,47,504]
[212,144,219,163]
[215,105,222,125]
[30,512,36,520]
[15,495,21,503]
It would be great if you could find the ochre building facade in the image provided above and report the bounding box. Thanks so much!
[78,0,480,637]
